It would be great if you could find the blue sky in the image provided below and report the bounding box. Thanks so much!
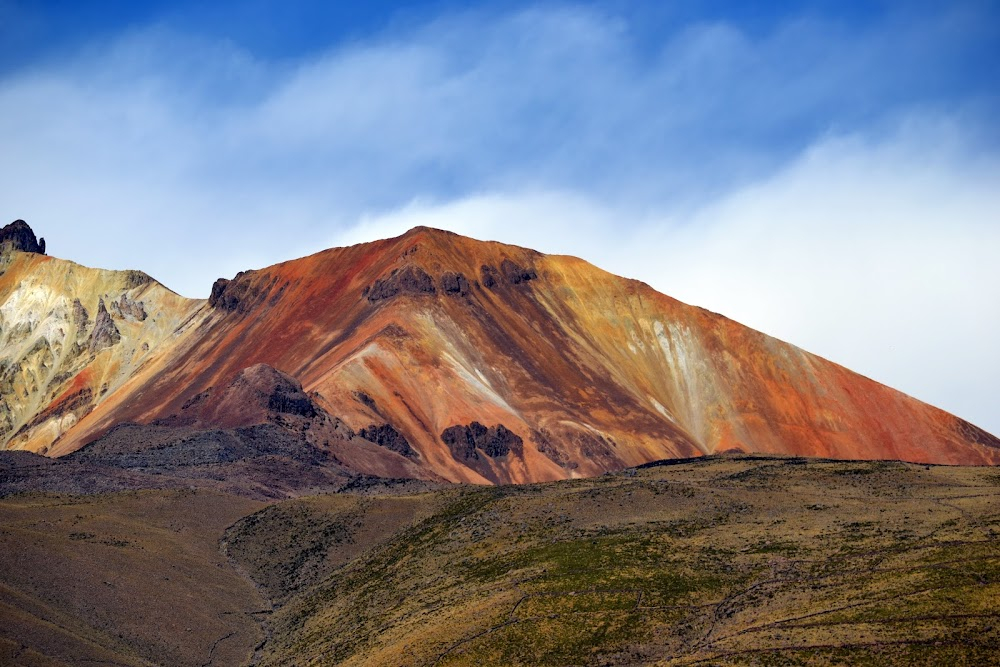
[1,1,998,434]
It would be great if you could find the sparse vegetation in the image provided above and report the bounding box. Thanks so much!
[2,455,999,666]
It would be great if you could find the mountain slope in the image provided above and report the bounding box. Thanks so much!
[0,245,202,453]
[2,224,997,482]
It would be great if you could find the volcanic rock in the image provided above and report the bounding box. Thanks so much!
[500,258,537,285]
[440,271,470,296]
[366,266,436,302]
[0,220,45,255]
[88,298,120,353]
[358,423,416,458]
[480,264,500,289]
[112,294,147,321]
[72,299,89,335]
[441,422,522,460]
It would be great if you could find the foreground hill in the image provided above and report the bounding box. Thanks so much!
[1,221,997,483]
[1,455,998,665]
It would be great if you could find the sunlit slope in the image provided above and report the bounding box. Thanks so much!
[0,249,204,454]
[47,227,999,480]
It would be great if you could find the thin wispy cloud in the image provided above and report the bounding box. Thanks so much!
[0,2,997,431]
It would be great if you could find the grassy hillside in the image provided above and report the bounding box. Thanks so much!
[2,455,998,666]
[246,457,1000,666]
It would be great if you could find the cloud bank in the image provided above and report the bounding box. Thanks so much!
[0,3,997,432]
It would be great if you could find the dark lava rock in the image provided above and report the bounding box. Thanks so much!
[209,270,275,313]
[209,277,232,308]
[0,220,45,254]
[442,425,479,461]
[441,421,523,461]
[500,258,537,285]
[367,266,436,302]
[481,423,521,457]
[88,298,120,353]
[440,271,470,296]
[480,265,500,290]
[358,423,416,458]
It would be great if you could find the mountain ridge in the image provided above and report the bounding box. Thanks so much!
[1,221,996,484]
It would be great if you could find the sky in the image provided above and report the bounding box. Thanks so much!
[1,1,998,435]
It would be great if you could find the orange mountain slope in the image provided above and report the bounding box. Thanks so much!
[3,225,997,482]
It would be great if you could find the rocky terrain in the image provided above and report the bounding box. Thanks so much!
[1,455,997,665]
[0,221,997,486]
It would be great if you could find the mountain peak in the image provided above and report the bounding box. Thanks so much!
[0,219,46,255]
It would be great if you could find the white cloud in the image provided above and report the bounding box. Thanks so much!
[0,4,996,434]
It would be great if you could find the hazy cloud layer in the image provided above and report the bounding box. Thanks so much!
[0,3,997,432]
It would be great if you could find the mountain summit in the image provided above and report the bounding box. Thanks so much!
[1,225,996,484]
[0,219,45,255]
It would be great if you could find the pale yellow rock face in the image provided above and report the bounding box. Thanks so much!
[0,250,203,453]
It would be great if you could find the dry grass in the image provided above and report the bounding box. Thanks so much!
[2,455,999,666]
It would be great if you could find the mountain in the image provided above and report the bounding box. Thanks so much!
[1,221,997,485]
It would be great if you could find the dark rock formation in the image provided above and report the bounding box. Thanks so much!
[0,220,45,254]
[440,272,470,296]
[72,299,89,335]
[441,421,523,461]
[88,299,120,353]
[209,278,231,307]
[483,424,522,457]
[442,425,479,461]
[480,265,500,289]
[500,259,537,285]
[366,266,436,302]
[112,294,147,321]
[209,271,274,313]
[123,271,153,288]
[358,423,416,458]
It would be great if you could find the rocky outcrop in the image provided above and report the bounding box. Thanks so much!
[88,299,120,353]
[72,299,89,335]
[0,220,45,255]
[441,422,523,461]
[480,260,537,289]
[366,266,436,302]
[209,271,289,313]
[440,271,470,296]
[112,294,147,322]
[480,265,500,289]
[500,259,537,284]
[358,423,416,458]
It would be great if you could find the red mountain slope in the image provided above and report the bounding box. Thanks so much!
[5,226,998,482]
